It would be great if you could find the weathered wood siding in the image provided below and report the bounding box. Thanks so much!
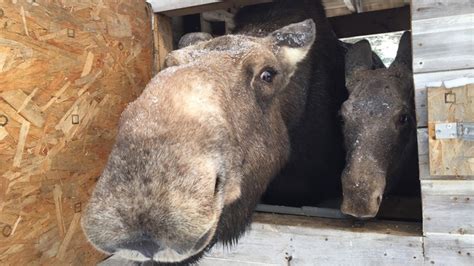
[147,0,410,17]
[201,214,423,266]
[412,0,474,265]
[0,0,154,264]
[103,213,423,266]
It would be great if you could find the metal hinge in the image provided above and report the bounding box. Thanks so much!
[435,122,474,140]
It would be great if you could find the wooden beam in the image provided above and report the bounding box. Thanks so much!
[148,0,272,17]
[147,0,409,18]
[101,213,423,265]
[152,14,173,74]
[147,0,226,13]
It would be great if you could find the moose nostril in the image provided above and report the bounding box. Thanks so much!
[376,195,382,205]
[194,228,212,250]
[120,239,162,258]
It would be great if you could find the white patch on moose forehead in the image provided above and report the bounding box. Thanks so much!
[174,82,224,122]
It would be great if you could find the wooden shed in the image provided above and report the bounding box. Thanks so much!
[0,0,472,265]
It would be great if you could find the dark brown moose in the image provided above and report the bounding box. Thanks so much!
[340,32,419,218]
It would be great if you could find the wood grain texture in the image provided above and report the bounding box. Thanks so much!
[148,0,409,17]
[153,14,173,73]
[101,213,422,265]
[423,233,474,265]
[412,13,474,74]
[417,128,474,180]
[427,84,474,176]
[202,213,423,265]
[414,69,474,128]
[421,180,474,235]
[0,0,154,264]
[411,0,474,20]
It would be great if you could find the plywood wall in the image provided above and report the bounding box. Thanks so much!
[0,0,154,264]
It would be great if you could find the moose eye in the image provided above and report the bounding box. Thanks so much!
[398,114,409,125]
[260,68,277,83]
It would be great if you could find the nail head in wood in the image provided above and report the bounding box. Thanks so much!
[71,114,80,124]
[74,202,82,213]
[0,114,8,126]
[2,225,12,237]
[444,92,456,103]
[67,28,75,38]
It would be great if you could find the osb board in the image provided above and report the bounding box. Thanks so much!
[0,0,154,265]
[414,69,474,128]
[428,84,474,176]
[417,128,474,180]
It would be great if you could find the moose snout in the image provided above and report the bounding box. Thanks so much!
[340,166,386,218]
[341,192,383,219]
[117,236,163,259]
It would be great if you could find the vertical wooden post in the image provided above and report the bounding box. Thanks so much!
[153,14,173,75]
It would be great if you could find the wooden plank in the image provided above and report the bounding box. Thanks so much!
[411,0,474,21]
[148,0,408,17]
[412,14,474,74]
[203,213,422,265]
[148,0,226,12]
[153,14,173,73]
[101,213,423,265]
[148,0,272,16]
[414,69,474,128]
[427,84,474,176]
[423,233,474,265]
[421,180,474,235]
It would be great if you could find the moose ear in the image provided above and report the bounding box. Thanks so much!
[345,40,374,84]
[268,19,316,71]
[390,31,412,70]
[178,32,213,49]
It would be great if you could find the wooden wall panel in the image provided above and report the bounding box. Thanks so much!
[411,0,474,20]
[0,0,154,264]
[423,234,474,265]
[203,213,423,265]
[102,213,423,265]
[412,13,474,74]
[148,0,409,17]
[421,180,474,235]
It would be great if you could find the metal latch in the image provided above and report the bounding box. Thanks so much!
[435,122,474,140]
